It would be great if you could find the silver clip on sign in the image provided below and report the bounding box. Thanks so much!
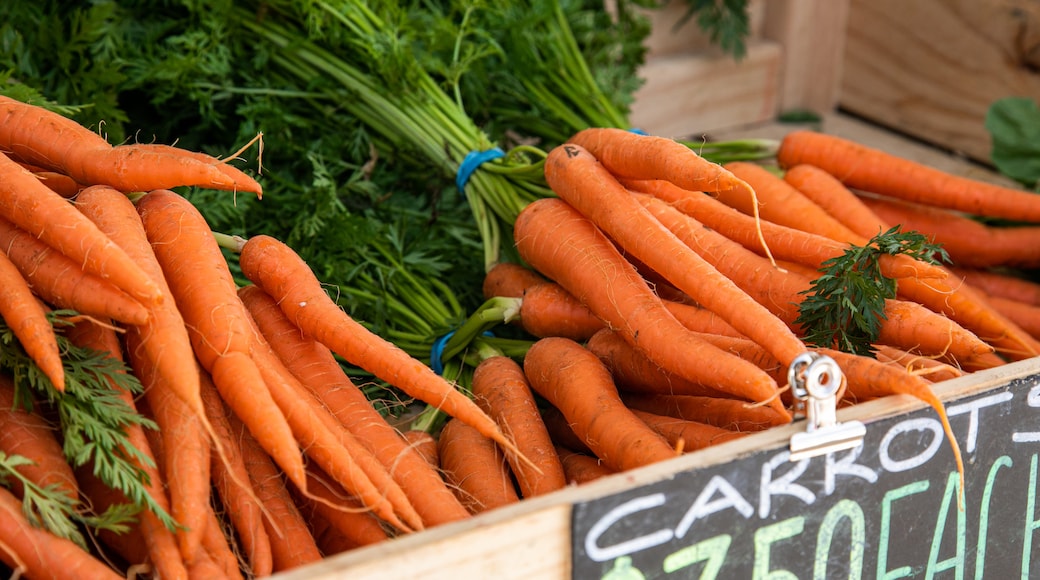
[788,352,866,462]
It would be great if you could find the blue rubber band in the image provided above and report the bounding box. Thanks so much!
[628,128,649,135]
[430,330,497,376]
[456,147,505,195]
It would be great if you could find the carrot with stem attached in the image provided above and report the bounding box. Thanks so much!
[776,129,1040,222]
[514,196,788,416]
[236,233,531,467]
[524,336,680,473]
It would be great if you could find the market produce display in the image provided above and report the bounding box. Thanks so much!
[1,2,1040,579]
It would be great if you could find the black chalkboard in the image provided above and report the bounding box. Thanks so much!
[572,373,1040,579]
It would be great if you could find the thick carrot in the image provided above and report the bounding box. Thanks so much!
[230,412,323,573]
[471,356,567,498]
[782,163,889,239]
[516,282,606,341]
[482,262,549,299]
[585,328,735,399]
[514,196,787,416]
[950,267,1040,307]
[632,409,747,452]
[237,234,527,463]
[545,143,808,373]
[198,370,273,578]
[400,429,440,470]
[566,127,754,197]
[628,178,947,281]
[556,446,615,485]
[621,393,789,433]
[135,189,306,493]
[860,193,1040,269]
[0,374,76,499]
[437,417,521,515]
[0,216,150,326]
[0,485,122,580]
[523,337,680,473]
[776,129,1040,222]
[0,150,163,306]
[540,406,593,456]
[0,250,64,391]
[237,283,469,527]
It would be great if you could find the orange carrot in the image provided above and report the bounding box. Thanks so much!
[980,293,1040,341]
[545,143,808,373]
[199,507,245,580]
[295,467,390,549]
[13,161,84,198]
[0,216,150,326]
[471,356,567,498]
[621,393,789,433]
[0,486,122,580]
[874,345,965,383]
[556,447,615,485]
[237,283,469,528]
[860,193,1040,269]
[950,267,1040,307]
[632,409,747,452]
[0,250,64,391]
[540,406,593,456]
[566,127,754,197]
[514,282,606,340]
[0,374,76,498]
[782,163,889,239]
[135,189,306,493]
[128,143,262,198]
[0,150,163,306]
[523,337,679,473]
[513,196,787,416]
[776,129,1040,222]
[437,417,521,515]
[482,262,549,299]
[237,234,527,463]
[400,429,440,469]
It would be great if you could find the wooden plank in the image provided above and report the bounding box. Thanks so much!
[761,0,850,115]
[629,40,782,137]
[640,0,767,58]
[840,0,1040,162]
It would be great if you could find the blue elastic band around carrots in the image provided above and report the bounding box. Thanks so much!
[456,147,506,195]
[430,330,495,375]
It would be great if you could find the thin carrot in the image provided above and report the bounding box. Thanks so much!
[514,196,787,416]
[545,143,808,374]
[0,249,64,391]
[0,486,122,580]
[556,447,615,485]
[127,143,263,198]
[0,216,150,326]
[523,337,680,473]
[949,267,1040,307]
[782,163,889,239]
[632,409,747,452]
[236,234,529,465]
[0,150,163,306]
[200,507,245,580]
[237,283,469,528]
[621,393,789,433]
[776,129,1040,222]
[874,345,965,383]
[135,189,306,493]
[437,417,521,515]
[471,356,567,498]
[860,193,1040,269]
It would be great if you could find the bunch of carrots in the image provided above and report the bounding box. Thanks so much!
[4,92,1040,580]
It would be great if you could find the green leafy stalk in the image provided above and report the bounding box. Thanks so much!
[795,226,949,357]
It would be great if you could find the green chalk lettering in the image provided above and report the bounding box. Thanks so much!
[1023,454,1039,580]
[662,534,731,579]
[814,499,866,580]
[975,455,1012,580]
[925,472,966,580]
[878,480,931,580]
[753,517,804,580]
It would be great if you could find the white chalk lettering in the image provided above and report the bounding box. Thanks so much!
[824,444,878,496]
[759,450,815,518]
[585,493,672,562]
[947,391,1013,453]
[675,475,754,539]
[879,417,944,473]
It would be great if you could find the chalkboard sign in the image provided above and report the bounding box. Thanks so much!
[572,373,1040,579]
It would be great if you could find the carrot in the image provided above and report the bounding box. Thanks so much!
[437,417,521,515]
[632,409,747,453]
[523,337,679,473]
[819,347,964,493]
[860,193,1040,269]
[566,127,755,198]
[127,143,263,198]
[0,216,150,326]
[545,144,808,374]
[776,129,1040,222]
[0,485,122,580]
[585,328,735,399]
[236,233,529,465]
[540,406,593,456]
[621,393,789,433]
[295,467,390,549]
[482,262,549,299]
[627,178,948,281]
[514,197,787,416]
[237,283,469,527]
[782,163,889,239]
[230,412,323,573]
[200,507,245,580]
[471,356,568,498]
[32,171,83,198]
[0,249,64,391]
[874,345,965,383]
[0,374,76,499]
[135,189,306,493]
[73,467,153,571]
[187,549,234,580]
[198,370,273,578]
[400,429,440,470]
[0,150,163,306]
[979,293,1040,341]
[950,267,1040,307]
[556,447,615,485]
